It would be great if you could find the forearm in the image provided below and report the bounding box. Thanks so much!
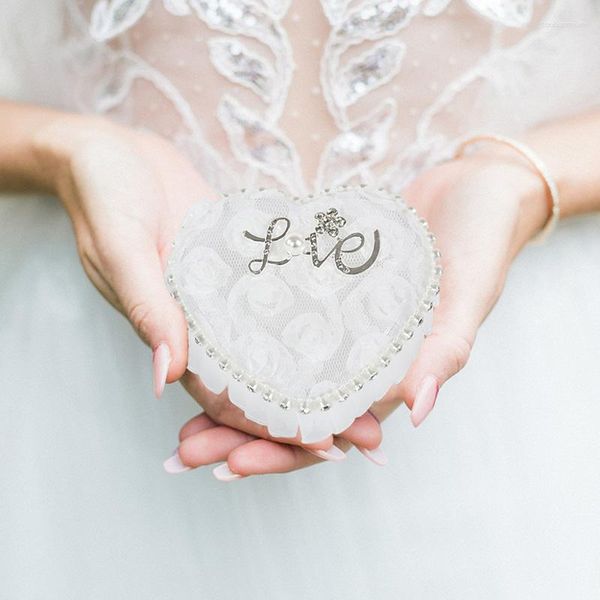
[0,100,72,194]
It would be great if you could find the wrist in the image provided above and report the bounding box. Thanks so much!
[31,112,117,199]
[457,145,552,252]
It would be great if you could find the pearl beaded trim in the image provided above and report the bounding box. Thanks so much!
[165,185,442,415]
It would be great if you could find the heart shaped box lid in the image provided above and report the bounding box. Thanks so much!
[166,186,441,443]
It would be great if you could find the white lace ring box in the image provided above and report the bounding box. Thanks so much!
[165,186,441,443]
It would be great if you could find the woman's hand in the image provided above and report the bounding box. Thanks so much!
[34,113,383,461]
[372,149,549,426]
[162,372,384,476]
[173,149,550,480]
[36,114,207,392]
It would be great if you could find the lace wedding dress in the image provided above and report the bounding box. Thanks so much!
[1,1,600,598]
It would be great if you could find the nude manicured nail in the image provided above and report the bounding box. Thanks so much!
[153,343,171,398]
[357,445,388,466]
[213,463,242,482]
[307,445,346,462]
[163,449,190,474]
[411,375,439,427]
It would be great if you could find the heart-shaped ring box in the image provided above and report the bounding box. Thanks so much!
[166,186,441,443]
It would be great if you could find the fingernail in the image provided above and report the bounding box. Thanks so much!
[153,343,171,399]
[163,449,190,474]
[411,375,439,427]
[307,445,346,462]
[212,463,243,482]
[357,445,388,466]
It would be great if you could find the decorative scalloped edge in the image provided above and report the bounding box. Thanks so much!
[165,185,441,442]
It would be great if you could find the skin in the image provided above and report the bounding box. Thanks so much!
[176,152,551,475]
[2,100,600,478]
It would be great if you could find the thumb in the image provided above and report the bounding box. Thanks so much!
[397,279,481,427]
[110,242,188,398]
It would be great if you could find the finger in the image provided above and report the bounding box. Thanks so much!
[175,426,256,469]
[396,280,477,428]
[229,439,314,476]
[71,135,189,394]
[337,411,382,449]
[226,439,338,476]
[107,242,189,397]
[178,412,218,442]
[180,371,335,452]
[331,411,387,467]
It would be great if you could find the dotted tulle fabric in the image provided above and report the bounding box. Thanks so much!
[6,1,599,197]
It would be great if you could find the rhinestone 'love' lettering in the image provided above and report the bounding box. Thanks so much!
[243,207,380,275]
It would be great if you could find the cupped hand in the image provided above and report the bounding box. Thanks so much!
[44,115,205,387]
[42,115,382,460]
[174,148,550,480]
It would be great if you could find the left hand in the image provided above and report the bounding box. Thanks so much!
[170,148,550,480]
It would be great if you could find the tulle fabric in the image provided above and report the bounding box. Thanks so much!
[169,187,438,442]
[1,1,600,598]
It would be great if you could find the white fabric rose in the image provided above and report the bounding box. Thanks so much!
[227,273,294,321]
[181,246,232,297]
[282,312,343,362]
[341,274,417,337]
[233,332,296,388]
[282,251,349,298]
[346,332,389,373]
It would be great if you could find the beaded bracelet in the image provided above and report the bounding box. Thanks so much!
[454,134,561,244]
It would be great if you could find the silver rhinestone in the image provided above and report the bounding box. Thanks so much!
[366,367,378,380]
[391,341,403,353]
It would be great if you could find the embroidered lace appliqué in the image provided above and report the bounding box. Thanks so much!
[62,0,592,195]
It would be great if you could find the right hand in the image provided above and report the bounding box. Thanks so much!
[39,114,206,391]
[39,114,383,460]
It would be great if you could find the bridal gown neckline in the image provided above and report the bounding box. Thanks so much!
[58,0,580,196]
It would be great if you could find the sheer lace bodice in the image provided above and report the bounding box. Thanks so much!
[44,0,598,195]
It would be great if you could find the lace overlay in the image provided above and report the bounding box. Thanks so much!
[166,186,440,441]
[54,0,600,196]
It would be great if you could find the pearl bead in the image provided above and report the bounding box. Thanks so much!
[285,233,306,256]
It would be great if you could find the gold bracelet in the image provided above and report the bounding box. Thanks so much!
[454,134,560,244]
